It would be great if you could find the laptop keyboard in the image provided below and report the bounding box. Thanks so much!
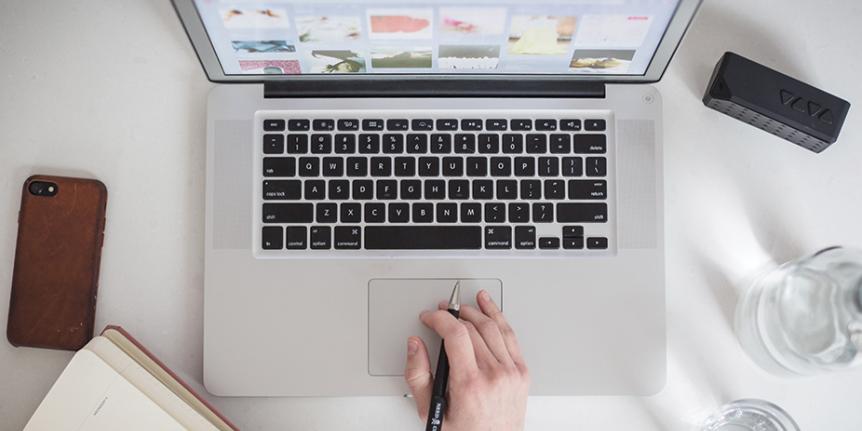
[255,111,613,254]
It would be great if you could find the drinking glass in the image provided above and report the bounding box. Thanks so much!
[701,399,799,431]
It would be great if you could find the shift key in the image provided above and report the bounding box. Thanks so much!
[556,203,607,223]
[262,203,313,223]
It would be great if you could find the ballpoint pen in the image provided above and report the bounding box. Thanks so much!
[425,281,461,431]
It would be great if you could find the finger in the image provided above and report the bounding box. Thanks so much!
[477,290,526,367]
[420,310,478,378]
[404,336,432,420]
[462,320,498,369]
[458,304,513,365]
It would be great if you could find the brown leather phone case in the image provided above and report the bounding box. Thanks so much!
[7,175,107,350]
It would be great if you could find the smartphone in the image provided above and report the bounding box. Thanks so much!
[7,175,108,350]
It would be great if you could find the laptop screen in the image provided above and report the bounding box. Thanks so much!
[192,0,681,77]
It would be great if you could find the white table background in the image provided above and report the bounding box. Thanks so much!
[2,0,861,429]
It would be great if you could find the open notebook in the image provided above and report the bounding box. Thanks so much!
[24,326,237,431]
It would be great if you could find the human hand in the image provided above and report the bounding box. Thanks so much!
[405,290,530,431]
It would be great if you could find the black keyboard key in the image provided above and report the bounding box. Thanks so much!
[562,157,583,177]
[304,180,325,200]
[520,180,541,200]
[286,226,307,249]
[413,203,434,223]
[365,203,385,223]
[538,157,558,177]
[484,203,505,222]
[526,134,547,154]
[562,226,584,237]
[502,134,523,153]
[485,226,512,249]
[508,203,529,223]
[455,134,476,153]
[430,134,451,153]
[563,237,584,250]
[460,203,481,223]
[334,134,356,153]
[383,134,404,153]
[288,119,310,131]
[586,157,607,177]
[340,203,361,222]
[329,180,349,200]
[436,119,458,130]
[466,157,487,176]
[411,119,434,131]
[316,203,337,223]
[515,226,536,249]
[437,203,458,222]
[587,237,609,249]
[376,180,397,200]
[346,157,367,177]
[264,119,285,131]
[496,180,517,199]
[298,157,319,177]
[490,157,511,176]
[263,157,295,177]
[334,226,361,249]
[313,119,334,131]
[561,119,581,131]
[287,134,308,153]
[371,157,392,176]
[263,134,285,154]
[585,119,606,131]
[557,203,608,223]
[569,180,607,199]
[363,119,384,131]
[322,157,344,177]
[365,226,482,250]
[511,119,532,131]
[478,134,500,154]
[461,119,482,130]
[262,203,313,223]
[352,180,373,199]
[418,157,440,176]
[473,180,493,199]
[311,134,332,154]
[549,134,571,153]
[532,203,554,223]
[337,119,359,131]
[388,203,410,223]
[539,237,560,249]
[394,157,415,176]
[448,180,469,199]
[424,180,446,199]
[514,157,535,176]
[536,119,557,131]
[486,119,507,131]
[574,134,607,154]
[261,226,283,249]
[387,119,409,131]
[310,226,331,249]
[359,134,380,153]
[407,134,428,153]
[544,180,565,199]
[401,180,421,199]
[442,157,463,176]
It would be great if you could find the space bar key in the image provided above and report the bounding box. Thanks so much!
[365,226,482,250]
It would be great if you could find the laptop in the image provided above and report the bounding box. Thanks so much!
[172,0,701,396]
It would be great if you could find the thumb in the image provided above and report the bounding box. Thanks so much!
[404,336,433,420]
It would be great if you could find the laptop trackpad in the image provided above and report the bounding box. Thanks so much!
[368,278,503,376]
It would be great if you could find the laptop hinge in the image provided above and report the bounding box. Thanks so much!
[263,79,606,99]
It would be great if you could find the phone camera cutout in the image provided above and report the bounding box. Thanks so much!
[28,181,58,197]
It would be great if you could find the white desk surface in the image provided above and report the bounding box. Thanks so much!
[1,0,861,429]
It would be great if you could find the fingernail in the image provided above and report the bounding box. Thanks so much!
[407,338,418,356]
[479,290,491,301]
[419,310,429,318]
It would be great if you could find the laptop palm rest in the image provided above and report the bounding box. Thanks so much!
[368,278,503,376]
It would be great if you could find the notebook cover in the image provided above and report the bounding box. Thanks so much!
[102,326,239,431]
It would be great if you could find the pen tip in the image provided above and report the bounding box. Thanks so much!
[449,281,461,309]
